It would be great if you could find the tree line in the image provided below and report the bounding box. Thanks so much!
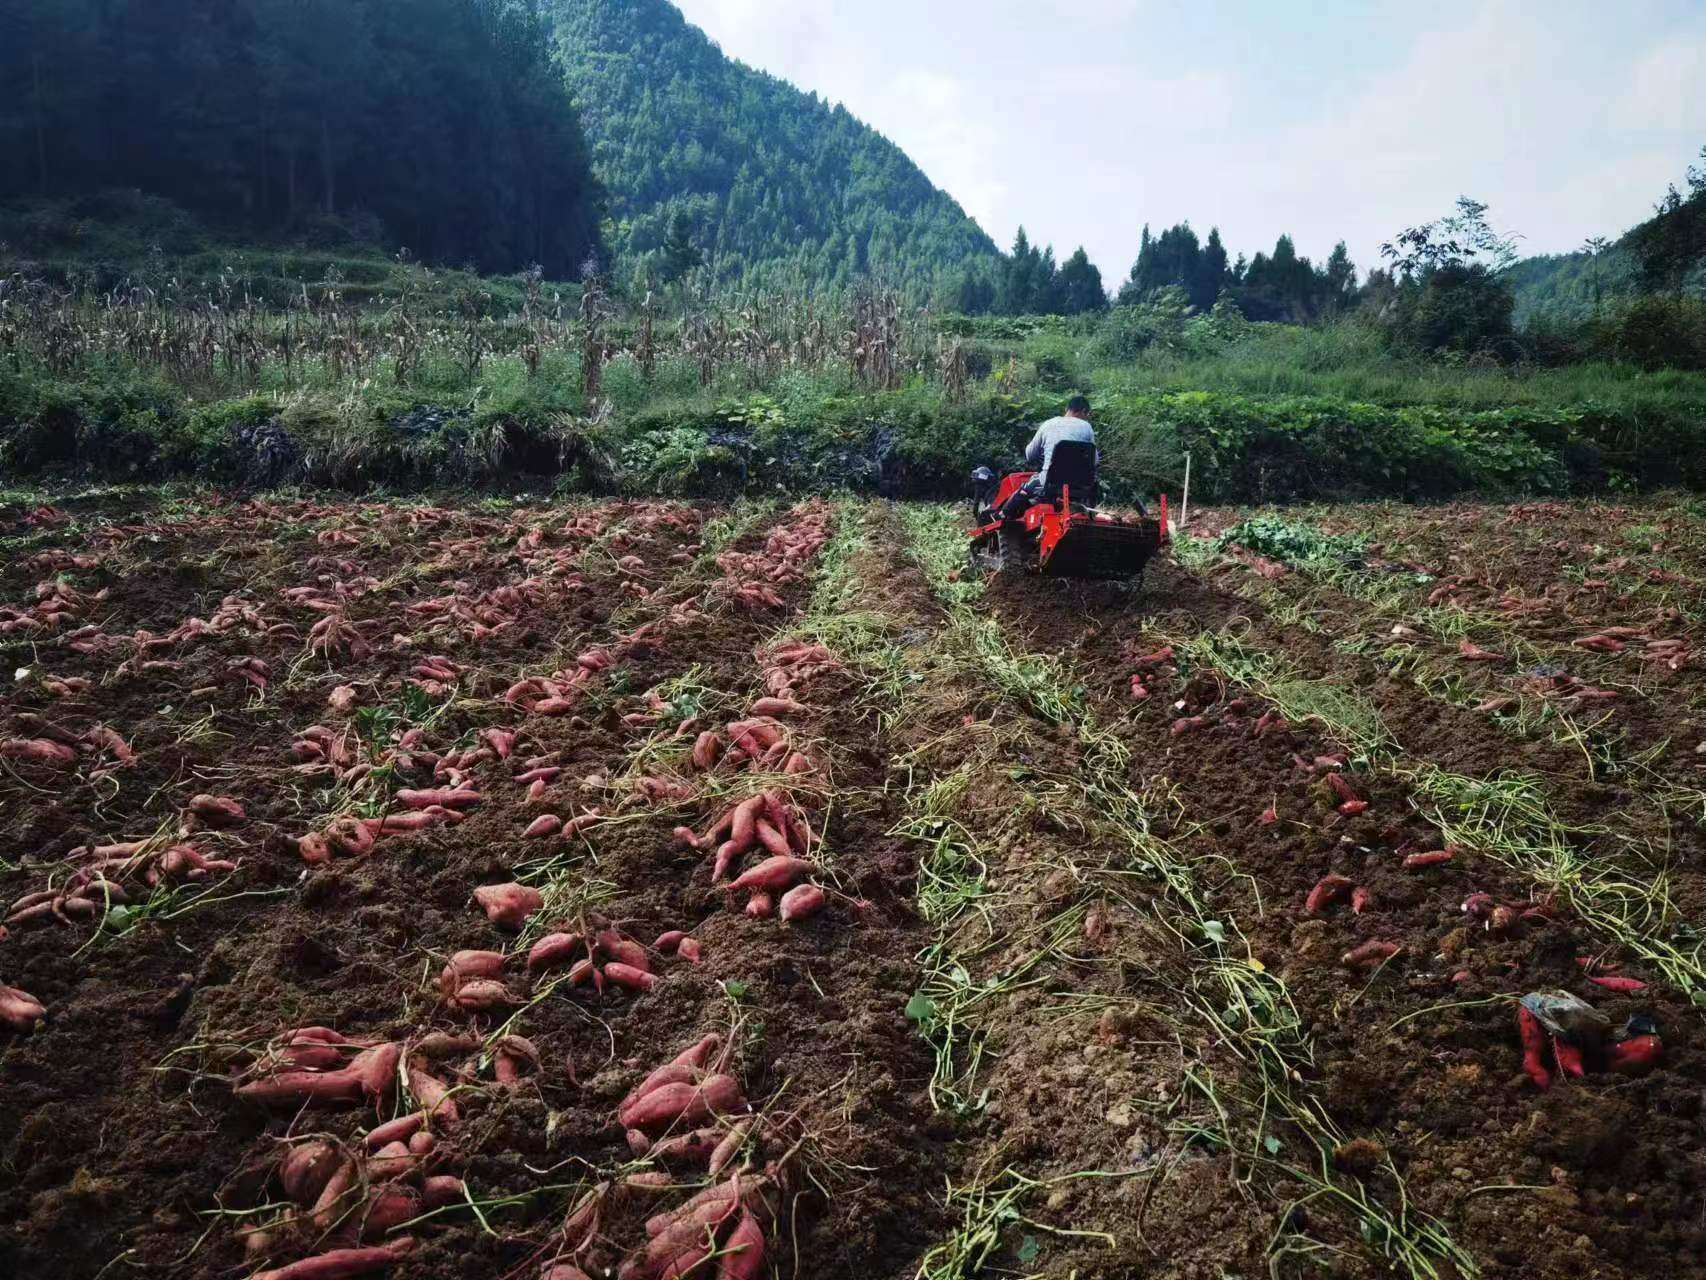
[552,0,1000,297]
[0,0,604,277]
[942,222,1360,321]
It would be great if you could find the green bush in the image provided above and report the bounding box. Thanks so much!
[1392,264,1515,355]
[1614,295,1706,370]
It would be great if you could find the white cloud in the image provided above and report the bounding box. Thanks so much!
[1619,35,1706,128]
[670,0,1706,280]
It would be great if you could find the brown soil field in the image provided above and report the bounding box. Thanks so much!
[4,490,1703,1280]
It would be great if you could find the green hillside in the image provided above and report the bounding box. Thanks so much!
[0,0,603,278]
[1508,152,1706,325]
[1507,244,1638,324]
[551,0,1000,296]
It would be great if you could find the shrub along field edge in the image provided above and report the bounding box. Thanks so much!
[5,360,1704,503]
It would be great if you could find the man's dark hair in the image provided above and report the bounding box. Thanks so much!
[1067,394,1091,416]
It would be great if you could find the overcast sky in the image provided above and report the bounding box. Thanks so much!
[671,0,1706,283]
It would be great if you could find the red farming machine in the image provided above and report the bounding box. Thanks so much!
[966,464,1169,581]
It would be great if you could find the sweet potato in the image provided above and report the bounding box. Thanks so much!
[366,1140,418,1182]
[411,1031,479,1060]
[1516,1005,1551,1090]
[745,892,773,919]
[597,929,651,971]
[408,1064,457,1124]
[494,1034,539,1083]
[397,788,481,810]
[0,738,77,767]
[1341,940,1400,969]
[604,962,658,992]
[281,1139,345,1204]
[364,1115,424,1151]
[441,950,505,994]
[704,803,739,844]
[779,883,826,922]
[1402,849,1453,869]
[1304,875,1353,915]
[524,814,563,839]
[348,1042,403,1100]
[717,1210,766,1280]
[691,731,723,771]
[421,1175,466,1209]
[474,883,544,930]
[620,1067,698,1123]
[297,832,333,864]
[708,1119,752,1177]
[641,1179,735,1240]
[250,1237,413,1280]
[1324,773,1359,805]
[678,937,703,963]
[375,811,438,833]
[276,1036,345,1072]
[749,697,805,717]
[1609,1034,1663,1074]
[727,856,815,893]
[1350,886,1373,914]
[1336,800,1369,816]
[310,1154,360,1229]
[637,1188,742,1273]
[1552,1038,1586,1080]
[753,819,791,858]
[649,1127,723,1165]
[1131,645,1174,670]
[729,795,763,851]
[527,932,585,972]
[188,793,246,827]
[238,1070,365,1106]
[621,1074,744,1133]
[515,766,562,785]
[449,978,514,1010]
[0,984,46,1031]
[672,826,701,849]
[1587,975,1647,993]
[562,809,605,837]
[361,1183,420,1239]
[654,930,686,954]
[712,841,741,882]
[155,842,238,882]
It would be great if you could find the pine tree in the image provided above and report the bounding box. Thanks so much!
[1056,247,1107,314]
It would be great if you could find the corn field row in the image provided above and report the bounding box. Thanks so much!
[0,269,976,397]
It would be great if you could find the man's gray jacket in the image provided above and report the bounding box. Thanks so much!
[1023,415,1097,487]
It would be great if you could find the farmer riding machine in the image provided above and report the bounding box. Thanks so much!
[966,441,1169,580]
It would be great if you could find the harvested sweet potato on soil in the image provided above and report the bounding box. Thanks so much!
[474,883,543,929]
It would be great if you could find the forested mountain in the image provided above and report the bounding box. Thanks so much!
[0,0,603,276]
[1508,148,1705,323]
[1505,246,1637,324]
[551,0,999,295]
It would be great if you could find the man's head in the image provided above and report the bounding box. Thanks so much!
[1066,394,1091,420]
